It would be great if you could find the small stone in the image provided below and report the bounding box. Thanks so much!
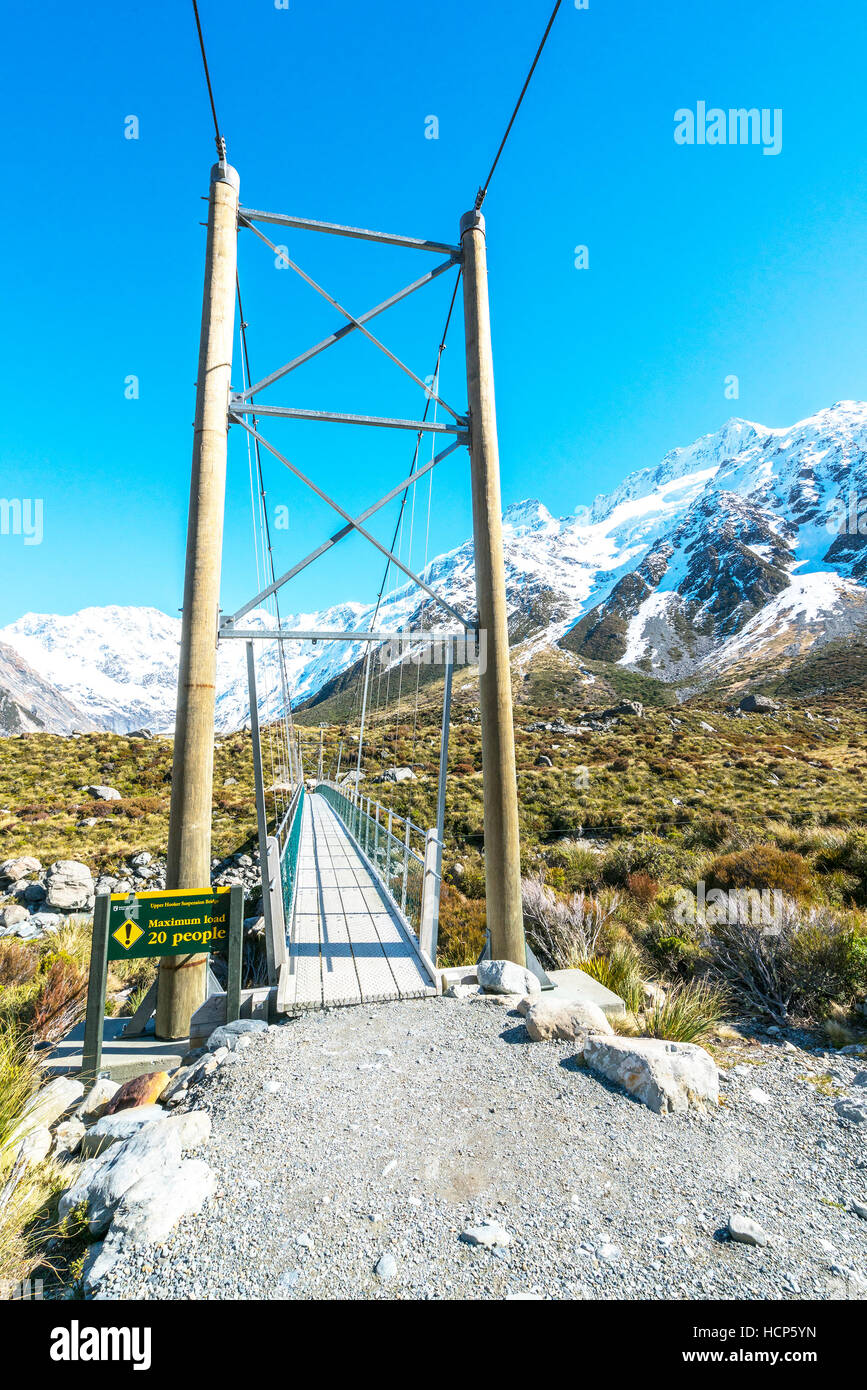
[747,1087,772,1105]
[374,1252,397,1281]
[53,1118,86,1159]
[852,1201,867,1220]
[835,1098,867,1124]
[597,1242,621,1262]
[461,1220,511,1248]
[727,1213,770,1247]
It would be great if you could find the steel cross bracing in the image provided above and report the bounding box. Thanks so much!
[219,204,473,646]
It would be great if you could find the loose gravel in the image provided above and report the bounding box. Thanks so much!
[94,997,867,1301]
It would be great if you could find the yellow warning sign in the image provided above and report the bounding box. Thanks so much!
[111,919,145,952]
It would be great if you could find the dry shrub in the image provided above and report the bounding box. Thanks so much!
[521,873,619,969]
[0,942,38,989]
[703,897,866,1024]
[437,884,486,968]
[30,958,87,1043]
[707,844,813,900]
[627,871,659,906]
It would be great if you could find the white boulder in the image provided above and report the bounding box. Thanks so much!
[524,998,613,1043]
[81,785,122,801]
[80,1105,167,1157]
[77,1077,121,1121]
[5,1075,83,1150]
[45,861,94,911]
[477,959,541,997]
[584,1036,719,1114]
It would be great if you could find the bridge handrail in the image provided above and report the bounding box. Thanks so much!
[314,781,440,948]
[275,782,305,933]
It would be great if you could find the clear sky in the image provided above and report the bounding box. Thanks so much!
[2,0,866,627]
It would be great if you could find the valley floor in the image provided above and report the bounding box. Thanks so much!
[90,997,867,1302]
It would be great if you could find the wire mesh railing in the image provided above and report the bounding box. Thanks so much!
[275,783,305,931]
[315,782,437,943]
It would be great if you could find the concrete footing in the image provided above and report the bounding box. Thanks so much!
[46,1018,188,1083]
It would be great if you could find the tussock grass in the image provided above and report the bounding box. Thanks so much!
[581,942,646,1014]
[640,979,728,1044]
[0,1026,39,1158]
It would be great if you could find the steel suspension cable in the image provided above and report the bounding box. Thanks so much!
[474,0,563,210]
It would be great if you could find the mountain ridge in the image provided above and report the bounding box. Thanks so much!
[3,400,866,734]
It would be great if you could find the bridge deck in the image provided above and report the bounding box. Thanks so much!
[279,792,437,1010]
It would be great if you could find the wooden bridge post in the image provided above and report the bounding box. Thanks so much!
[460,208,525,966]
[159,159,240,1039]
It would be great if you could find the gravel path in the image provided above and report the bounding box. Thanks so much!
[95,996,867,1301]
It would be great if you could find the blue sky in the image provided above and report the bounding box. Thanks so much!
[2,0,866,627]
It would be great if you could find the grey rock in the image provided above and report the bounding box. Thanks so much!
[0,856,41,881]
[60,1123,184,1236]
[599,699,644,719]
[45,860,94,911]
[81,785,122,801]
[80,1106,167,1157]
[524,998,612,1043]
[738,694,779,714]
[585,1036,719,1114]
[835,1098,867,1124]
[374,1252,398,1281]
[0,904,29,928]
[6,1075,83,1149]
[15,1126,52,1168]
[461,1220,511,1249]
[206,1019,268,1051]
[110,1157,216,1246]
[728,1213,770,1247]
[160,1110,211,1150]
[477,959,541,997]
[78,1077,121,1121]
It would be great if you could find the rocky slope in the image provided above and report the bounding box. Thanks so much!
[0,641,91,735]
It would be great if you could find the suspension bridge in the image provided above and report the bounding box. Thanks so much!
[155,1,565,1040]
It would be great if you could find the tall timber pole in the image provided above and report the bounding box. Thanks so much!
[158,158,240,1039]
[460,208,525,966]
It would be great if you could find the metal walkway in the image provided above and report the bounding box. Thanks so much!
[277,793,438,1010]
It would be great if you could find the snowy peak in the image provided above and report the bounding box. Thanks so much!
[3,401,867,732]
[588,417,769,525]
[502,499,559,536]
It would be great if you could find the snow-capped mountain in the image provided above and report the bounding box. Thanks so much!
[0,641,91,735]
[3,401,866,733]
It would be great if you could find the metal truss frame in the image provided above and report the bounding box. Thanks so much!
[220,205,471,644]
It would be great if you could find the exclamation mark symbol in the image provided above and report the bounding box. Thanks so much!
[123,921,133,948]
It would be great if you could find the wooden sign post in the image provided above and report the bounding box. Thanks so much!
[81,885,244,1085]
